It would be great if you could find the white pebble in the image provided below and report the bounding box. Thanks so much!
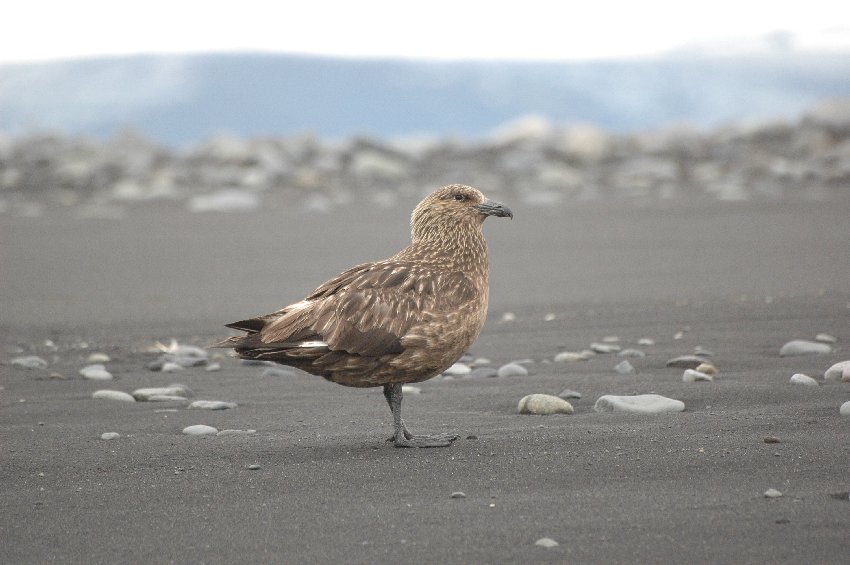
[517,394,574,415]
[499,312,516,323]
[401,385,421,394]
[205,362,222,372]
[594,394,685,414]
[160,362,185,373]
[683,369,714,382]
[543,313,556,322]
[815,333,837,343]
[182,425,219,436]
[840,401,850,416]
[11,355,49,369]
[824,361,850,381]
[590,342,620,354]
[637,338,655,346]
[779,340,832,356]
[444,363,471,376]
[79,364,113,380]
[189,400,237,410]
[86,352,111,363]
[92,390,136,402]
[614,360,636,374]
[147,395,189,403]
[498,363,528,377]
[100,432,120,440]
[534,537,559,548]
[132,386,188,401]
[764,488,783,498]
[558,389,582,399]
[789,373,818,386]
[553,351,588,363]
[665,355,706,369]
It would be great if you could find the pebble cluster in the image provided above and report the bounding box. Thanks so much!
[7,325,848,447]
[430,326,846,417]
[2,99,849,217]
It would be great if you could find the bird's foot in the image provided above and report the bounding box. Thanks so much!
[392,431,459,448]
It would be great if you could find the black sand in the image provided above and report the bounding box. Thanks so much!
[2,197,849,563]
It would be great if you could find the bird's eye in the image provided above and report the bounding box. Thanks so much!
[453,193,466,201]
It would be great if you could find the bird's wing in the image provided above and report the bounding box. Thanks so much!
[252,260,474,357]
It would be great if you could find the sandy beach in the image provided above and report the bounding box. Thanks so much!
[2,195,850,563]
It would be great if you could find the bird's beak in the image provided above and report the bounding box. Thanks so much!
[474,199,513,219]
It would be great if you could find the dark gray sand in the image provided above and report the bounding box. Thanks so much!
[2,197,849,563]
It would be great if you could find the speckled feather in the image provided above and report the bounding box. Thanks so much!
[214,184,511,387]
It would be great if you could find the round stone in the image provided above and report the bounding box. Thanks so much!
[553,351,587,363]
[682,369,714,382]
[11,356,49,369]
[132,386,188,401]
[182,425,219,436]
[614,360,636,374]
[557,389,582,399]
[401,385,421,394]
[779,340,832,356]
[100,432,120,440]
[789,373,819,386]
[591,342,620,354]
[450,492,467,499]
[498,363,528,377]
[517,394,574,415]
[189,400,237,410]
[764,488,783,498]
[444,363,471,376]
[840,401,850,416]
[824,361,850,381]
[86,353,111,363]
[593,394,685,414]
[665,355,706,369]
[79,364,114,381]
[534,538,559,548]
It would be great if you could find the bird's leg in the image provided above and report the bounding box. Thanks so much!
[383,383,458,448]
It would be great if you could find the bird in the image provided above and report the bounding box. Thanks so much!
[213,184,512,447]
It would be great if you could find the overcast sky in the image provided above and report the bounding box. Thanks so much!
[3,0,849,64]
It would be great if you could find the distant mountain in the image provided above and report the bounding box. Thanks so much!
[1,52,849,146]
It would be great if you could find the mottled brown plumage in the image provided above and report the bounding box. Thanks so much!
[214,184,512,447]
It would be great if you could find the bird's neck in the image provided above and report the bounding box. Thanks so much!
[408,226,489,276]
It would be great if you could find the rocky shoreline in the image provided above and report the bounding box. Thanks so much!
[1,99,848,218]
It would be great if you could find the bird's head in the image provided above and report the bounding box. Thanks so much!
[411,184,513,243]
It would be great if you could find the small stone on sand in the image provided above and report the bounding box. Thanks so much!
[666,355,706,369]
[87,353,111,363]
[534,538,559,548]
[517,394,573,415]
[498,363,528,377]
[824,361,850,381]
[182,425,219,436]
[594,394,685,414]
[401,385,421,394]
[558,389,582,399]
[682,369,714,382]
[591,342,620,354]
[553,351,588,363]
[132,386,188,401]
[815,333,837,343]
[189,400,237,410]
[789,373,818,386]
[443,363,471,376]
[450,491,467,499]
[779,340,832,356]
[840,401,850,416]
[100,432,120,440]
[10,355,48,369]
[764,488,783,498]
[614,360,636,374]
[79,364,113,381]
